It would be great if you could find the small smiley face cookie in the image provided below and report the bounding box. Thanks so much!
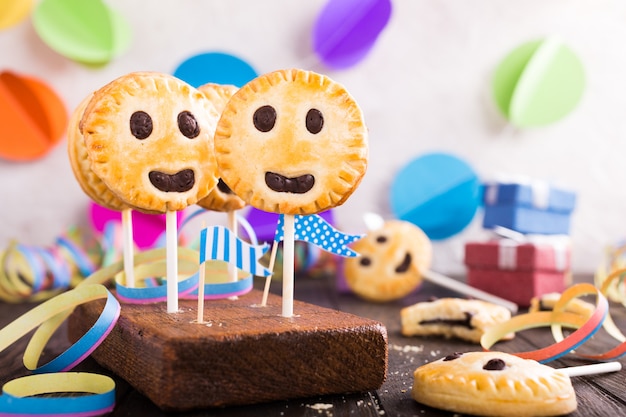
[195,83,246,212]
[80,72,220,213]
[214,69,368,215]
[67,94,128,212]
[344,220,432,302]
[412,351,577,417]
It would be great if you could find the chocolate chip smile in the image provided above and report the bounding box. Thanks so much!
[395,252,412,273]
[217,178,233,194]
[149,169,195,192]
[265,172,315,194]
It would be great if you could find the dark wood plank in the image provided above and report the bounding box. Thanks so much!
[68,288,387,411]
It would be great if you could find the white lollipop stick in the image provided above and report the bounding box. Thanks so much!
[422,270,519,314]
[560,361,622,377]
[282,214,295,317]
[197,221,207,324]
[166,211,179,313]
[261,240,279,307]
[121,208,135,288]
[227,210,238,294]
[197,259,206,323]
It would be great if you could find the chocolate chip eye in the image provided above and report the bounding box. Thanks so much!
[443,352,463,361]
[359,257,372,267]
[305,108,324,134]
[130,111,153,139]
[253,105,276,132]
[178,111,200,138]
[376,236,387,244]
[483,358,506,371]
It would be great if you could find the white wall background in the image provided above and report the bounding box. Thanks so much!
[1,0,625,276]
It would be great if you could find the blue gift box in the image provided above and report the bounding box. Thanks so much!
[482,182,576,235]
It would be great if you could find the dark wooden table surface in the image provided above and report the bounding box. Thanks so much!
[2,273,626,416]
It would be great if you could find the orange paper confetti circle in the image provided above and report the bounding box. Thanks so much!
[0,71,67,161]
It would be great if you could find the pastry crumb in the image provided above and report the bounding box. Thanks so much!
[390,343,424,353]
[306,403,334,416]
[307,403,333,410]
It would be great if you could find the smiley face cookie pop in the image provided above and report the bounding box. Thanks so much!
[412,351,578,416]
[80,72,219,213]
[214,69,368,316]
[344,219,432,302]
[80,71,220,312]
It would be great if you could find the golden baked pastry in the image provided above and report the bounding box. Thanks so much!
[529,292,595,318]
[80,71,220,213]
[196,83,246,212]
[412,351,577,416]
[197,82,238,106]
[214,68,368,215]
[344,220,431,302]
[67,93,128,211]
[401,298,513,343]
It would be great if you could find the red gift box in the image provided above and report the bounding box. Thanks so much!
[464,238,571,306]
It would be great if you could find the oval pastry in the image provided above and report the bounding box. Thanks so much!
[412,351,577,417]
[195,83,246,213]
[80,72,220,213]
[214,69,368,215]
[400,297,513,343]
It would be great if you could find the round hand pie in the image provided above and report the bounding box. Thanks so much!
[214,69,368,215]
[67,93,128,212]
[344,220,432,302]
[80,72,220,213]
[195,83,246,212]
[412,351,577,416]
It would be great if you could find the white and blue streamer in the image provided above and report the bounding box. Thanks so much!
[199,226,271,277]
[274,214,362,257]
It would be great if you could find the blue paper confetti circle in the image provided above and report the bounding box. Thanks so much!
[173,52,258,88]
[390,152,481,240]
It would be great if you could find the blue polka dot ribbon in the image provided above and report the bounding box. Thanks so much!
[274,214,363,257]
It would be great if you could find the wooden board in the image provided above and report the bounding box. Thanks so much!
[67,289,388,412]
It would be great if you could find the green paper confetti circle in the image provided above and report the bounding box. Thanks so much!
[493,37,585,128]
[32,0,131,65]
